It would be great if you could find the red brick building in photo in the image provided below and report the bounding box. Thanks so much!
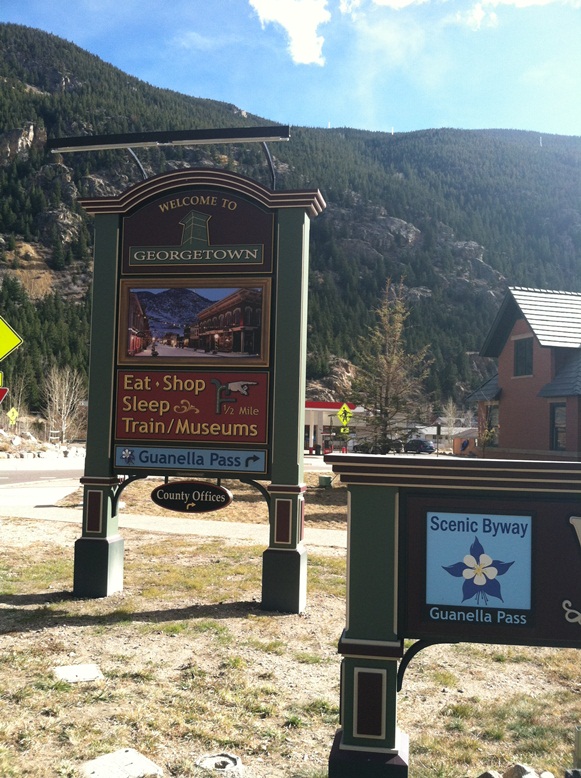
[469,287,581,460]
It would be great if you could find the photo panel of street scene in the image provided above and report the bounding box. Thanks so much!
[118,278,271,367]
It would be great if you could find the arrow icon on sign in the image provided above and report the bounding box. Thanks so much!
[0,317,23,362]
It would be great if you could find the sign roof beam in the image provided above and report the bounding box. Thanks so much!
[46,126,291,154]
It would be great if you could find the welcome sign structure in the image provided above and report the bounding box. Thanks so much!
[75,166,325,612]
[324,454,581,777]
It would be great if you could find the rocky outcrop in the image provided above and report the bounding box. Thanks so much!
[35,162,80,204]
[306,356,356,402]
[36,204,84,247]
[0,122,46,164]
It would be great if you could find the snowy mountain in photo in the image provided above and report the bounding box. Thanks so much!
[135,287,213,339]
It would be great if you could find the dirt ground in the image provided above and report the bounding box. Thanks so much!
[56,470,349,532]
[1,471,576,777]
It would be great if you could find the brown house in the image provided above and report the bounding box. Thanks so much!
[470,287,581,460]
[126,292,152,356]
[194,288,262,355]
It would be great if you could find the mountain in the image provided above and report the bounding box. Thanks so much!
[134,288,212,340]
[1,22,581,411]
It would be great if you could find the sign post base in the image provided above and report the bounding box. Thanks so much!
[261,546,307,613]
[328,730,409,778]
[73,536,124,598]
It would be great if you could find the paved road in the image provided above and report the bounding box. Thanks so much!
[0,454,346,554]
[0,467,84,485]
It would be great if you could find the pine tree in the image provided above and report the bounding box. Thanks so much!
[353,279,433,447]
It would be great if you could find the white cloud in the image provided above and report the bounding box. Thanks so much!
[446,2,499,29]
[249,0,331,65]
[339,0,363,12]
[487,0,581,7]
[173,30,227,51]
[447,0,581,29]
[371,0,429,8]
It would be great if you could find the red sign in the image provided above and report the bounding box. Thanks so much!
[115,369,269,444]
[121,189,274,275]
[150,480,233,513]
[0,387,8,405]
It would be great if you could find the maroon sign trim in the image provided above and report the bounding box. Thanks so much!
[151,480,233,513]
[120,188,275,275]
[114,369,269,445]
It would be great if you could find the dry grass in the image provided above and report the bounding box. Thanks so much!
[58,470,348,529]
[0,519,343,778]
[2,476,581,777]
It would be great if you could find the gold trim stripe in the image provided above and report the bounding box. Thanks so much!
[79,168,326,218]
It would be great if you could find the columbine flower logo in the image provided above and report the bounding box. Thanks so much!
[443,536,514,605]
[121,448,135,465]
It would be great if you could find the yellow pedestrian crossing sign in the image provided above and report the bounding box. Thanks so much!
[337,403,353,432]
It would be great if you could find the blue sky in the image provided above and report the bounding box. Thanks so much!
[2,0,580,136]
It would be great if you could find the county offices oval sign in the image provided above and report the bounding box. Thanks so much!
[151,480,233,513]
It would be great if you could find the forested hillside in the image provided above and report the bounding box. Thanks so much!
[1,23,580,411]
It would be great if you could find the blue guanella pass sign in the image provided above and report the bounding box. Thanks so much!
[114,445,267,474]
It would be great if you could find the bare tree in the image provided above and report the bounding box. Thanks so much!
[353,279,432,448]
[1,373,29,434]
[42,366,87,445]
[442,397,458,444]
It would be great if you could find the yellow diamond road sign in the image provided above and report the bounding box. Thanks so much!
[337,403,353,427]
[0,317,23,362]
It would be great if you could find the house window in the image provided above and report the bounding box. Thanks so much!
[550,403,566,451]
[514,338,533,376]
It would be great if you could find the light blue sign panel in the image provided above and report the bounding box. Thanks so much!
[115,445,267,473]
[426,511,532,610]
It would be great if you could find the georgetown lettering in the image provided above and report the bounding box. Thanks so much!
[130,247,261,263]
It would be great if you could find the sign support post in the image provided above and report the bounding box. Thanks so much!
[263,208,311,613]
[75,214,124,597]
[329,484,408,777]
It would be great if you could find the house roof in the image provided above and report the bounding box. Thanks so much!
[465,373,501,403]
[305,402,357,410]
[539,350,581,397]
[481,287,581,357]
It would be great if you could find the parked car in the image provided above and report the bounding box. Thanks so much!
[404,438,436,454]
[382,438,403,453]
[353,438,403,454]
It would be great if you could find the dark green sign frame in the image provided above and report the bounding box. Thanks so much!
[74,168,325,615]
[325,453,581,778]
